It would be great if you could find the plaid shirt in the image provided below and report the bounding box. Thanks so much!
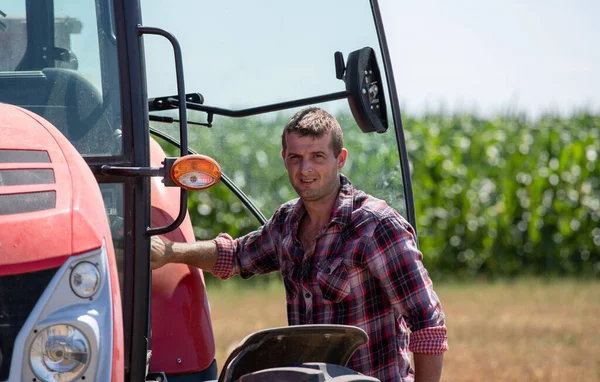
[212,176,447,381]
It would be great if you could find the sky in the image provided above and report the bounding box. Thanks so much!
[378,0,599,117]
[3,0,598,119]
[138,0,600,120]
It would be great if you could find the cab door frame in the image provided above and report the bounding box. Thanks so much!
[98,0,152,380]
[371,0,417,234]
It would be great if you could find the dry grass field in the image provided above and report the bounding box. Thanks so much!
[206,279,600,381]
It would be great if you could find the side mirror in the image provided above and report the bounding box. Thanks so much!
[343,47,388,133]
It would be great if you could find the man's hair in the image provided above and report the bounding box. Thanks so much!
[281,107,344,157]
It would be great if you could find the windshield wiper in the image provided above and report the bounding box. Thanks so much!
[149,114,211,128]
[148,89,349,128]
[0,9,7,32]
[152,91,349,121]
[149,93,214,127]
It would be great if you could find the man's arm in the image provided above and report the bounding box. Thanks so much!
[366,217,447,331]
[150,213,282,278]
[151,236,218,271]
[366,216,448,376]
[414,353,444,382]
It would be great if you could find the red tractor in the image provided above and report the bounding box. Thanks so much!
[0,1,415,381]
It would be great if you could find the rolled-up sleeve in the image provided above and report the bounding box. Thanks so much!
[409,326,448,354]
[211,216,281,280]
[367,216,448,353]
[211,233,236,279]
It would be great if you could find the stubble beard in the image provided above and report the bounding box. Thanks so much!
[294,174,339,203]
[292,181,320,201]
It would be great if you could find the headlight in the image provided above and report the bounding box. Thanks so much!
[29,324,90,382]
[69,261,100,298]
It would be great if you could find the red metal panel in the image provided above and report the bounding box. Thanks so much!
[0,105,73,274]
[28,107,108,256]
[0,104,124,378]
[149,138,216,374]
[0,105,107,264]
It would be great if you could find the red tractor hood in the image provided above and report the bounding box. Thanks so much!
[0,104,106,276]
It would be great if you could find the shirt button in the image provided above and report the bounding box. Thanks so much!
[305,292,311,299]
[325,268,331,274]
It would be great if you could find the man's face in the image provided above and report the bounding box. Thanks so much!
[282,131,347,203]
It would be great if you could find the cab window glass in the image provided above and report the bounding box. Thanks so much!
[143,1,408,219]
[100,183,125,290]
[0,0,123,156]
[0,3,27,70]
[53,0,103,92]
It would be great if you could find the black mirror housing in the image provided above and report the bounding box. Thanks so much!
[344,47,388,133]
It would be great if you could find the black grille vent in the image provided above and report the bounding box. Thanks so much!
[0,191,56,215]
[0,149,50,163]
[0,267,58,380]
[0,169,55,186]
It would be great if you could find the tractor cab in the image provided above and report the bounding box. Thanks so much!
[0,1,415,381]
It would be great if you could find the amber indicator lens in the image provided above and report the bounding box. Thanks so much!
[170,155,221,190]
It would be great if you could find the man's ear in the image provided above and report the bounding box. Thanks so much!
[337,148,348,169]
[281,150,287,168]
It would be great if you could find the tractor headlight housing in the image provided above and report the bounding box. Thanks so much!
[29,324,90,382]
[69,261,100,298]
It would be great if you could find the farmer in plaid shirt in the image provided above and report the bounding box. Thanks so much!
[151,107,448,381]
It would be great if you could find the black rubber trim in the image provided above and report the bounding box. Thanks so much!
[370,0,418,236]
[161,359,218,382]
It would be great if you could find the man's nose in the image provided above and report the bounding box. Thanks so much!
[300,158,312,173]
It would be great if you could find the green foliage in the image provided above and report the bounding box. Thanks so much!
[405,112,600,279]
[155,111,600,280]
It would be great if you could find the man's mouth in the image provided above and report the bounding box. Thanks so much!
[300,179,316,184]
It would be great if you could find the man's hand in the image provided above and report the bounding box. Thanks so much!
[150,236,172,270]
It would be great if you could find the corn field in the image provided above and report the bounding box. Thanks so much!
[154,111,600,280]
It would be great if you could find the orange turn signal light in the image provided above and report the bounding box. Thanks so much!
[170,154,221,190]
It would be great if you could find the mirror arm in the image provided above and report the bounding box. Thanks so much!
[149,114,212,128]
[166,90,350,118]
[148,47,386,133]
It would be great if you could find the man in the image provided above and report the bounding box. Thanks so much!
[151,107,448,381]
